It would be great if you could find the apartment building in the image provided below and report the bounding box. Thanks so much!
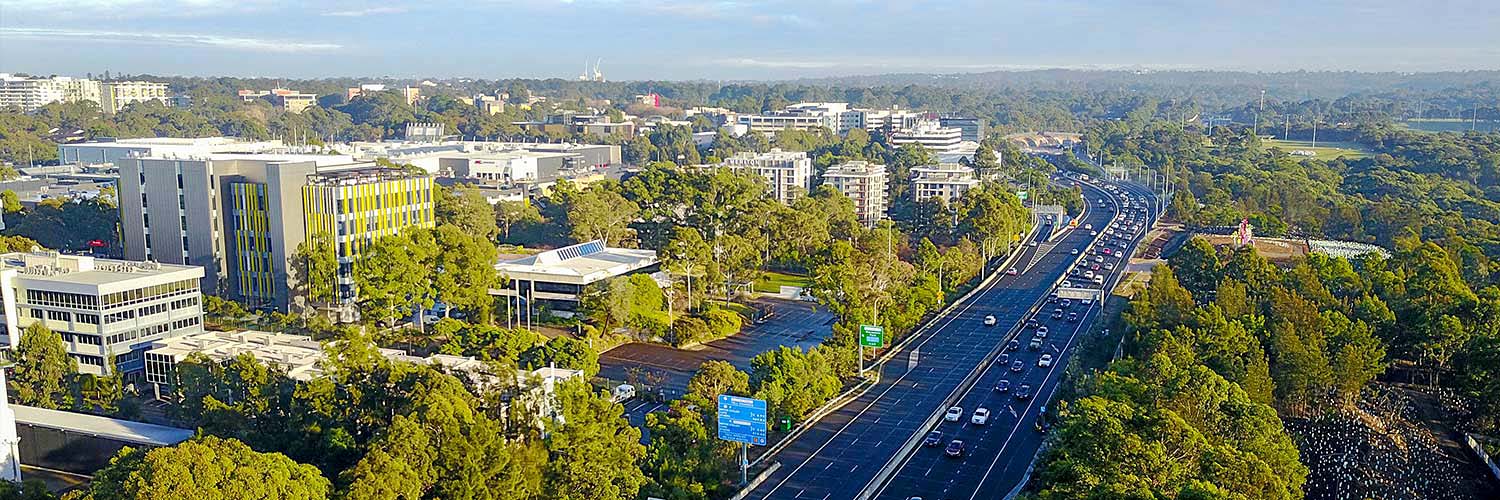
[722,149,813,204]
[100,81,171,113]
[0,74,100,112]
[891,121,965,153]
[737,102,863,135]
[0,252,204,376]
[911,164,980,202]
[862,107,925,135]
[822,161,888,226]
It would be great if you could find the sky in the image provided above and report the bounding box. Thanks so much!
[1,0,1497,80]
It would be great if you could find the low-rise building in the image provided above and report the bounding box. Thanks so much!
[823,161,888,226]
[891,121,964,153]
[492,240,658,315]
[911,164,979,202]
[58,137,286,167]
[0,251,204,376]
[722,149,813,204]
[239,89,317,113]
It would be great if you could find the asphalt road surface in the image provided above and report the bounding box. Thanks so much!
[748,179,1141,500]
[873,178,1159,500]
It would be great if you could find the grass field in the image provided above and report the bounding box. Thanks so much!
[1264,139,1370,160]
[1402,118,1500,133]
[753,270,812,294]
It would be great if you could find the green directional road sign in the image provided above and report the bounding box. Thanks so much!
[1016,190,1029,201]
[859,324,884,347]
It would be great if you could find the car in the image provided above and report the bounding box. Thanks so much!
[1007,339,1021,351]
[1091,263,1101,271]
[1028,240,1038,247]
[923,430,943,447]
[1068,312,1079,322]
[1028,339,1043,351]
[1094,256,1105,263]
[984,315,996,326]
[1093,276,1105,285]
[1085,271,1096,280]
[995,379,1012,392]
[1039,354,1054,367]
[1006,267,1018,276]
[1036,326,1050,338]
[1081,298,1093,306]
[1060,298,1072,308]
[1047,292,1058,302]
[996,353,1010,365]
[1051,308,1064,319]
[1103,248,1113,256]
[1025,319,1039,329]
[945,439,966,457]
[1061,280,1074,288]
[1016,384,1033,399]
[971,408,991,425]
[1071,248,1080,255]
[1084,224,1093,230]
[1090,230,1098,236]
[1010,360,1025,372]
[944,406,963,422]
[1104,262,1115,271]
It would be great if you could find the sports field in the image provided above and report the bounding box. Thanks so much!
[1264,139,1370,160]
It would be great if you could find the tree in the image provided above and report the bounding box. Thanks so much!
[436,184,500,241]
[289,231,338,310]
[520,337,600,377]
[750,346,841,422]
[1169,237,1222,301]
[432,225,500,320]
[81,436,330,500]
[685,360,751,407]
[566,186,640,246]
[10,323,75,409]
[662,227,711,311]
[543,380,647,500]
[494,199,542,240]
[353,228,436,325]
[0,190,20,213]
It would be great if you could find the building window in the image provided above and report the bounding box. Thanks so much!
[30,308,43,319]
[47,310,70,322]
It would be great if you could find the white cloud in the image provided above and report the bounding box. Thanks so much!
[0,28,343,52]
[322,6,407,17]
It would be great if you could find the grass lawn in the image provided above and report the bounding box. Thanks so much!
[754,270,812,294]
[1263,139,1370,160]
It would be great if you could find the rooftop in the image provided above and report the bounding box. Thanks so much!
[13,404,194,447]
[497,240,658,284]
[148,330,488,383]
[0,252,203,288]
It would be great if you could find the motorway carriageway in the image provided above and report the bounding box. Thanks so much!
[748,181,1126,500]
[873,179,1158,500]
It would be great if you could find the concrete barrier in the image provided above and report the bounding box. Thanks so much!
[1465,433,1500,483]
[728,462,783,500]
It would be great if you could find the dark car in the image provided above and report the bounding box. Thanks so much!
[1016,383,1034,399]
[995,379,1011,393]
[1067,312,1079,322]
[944,439,966,457]
[923,430,943,447]
[1007,339,1021,351]
[995,353,1011,365]
[1025,319,1039,329]
[1010,360,1025,372]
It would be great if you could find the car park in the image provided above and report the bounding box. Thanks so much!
[944,406,963,422]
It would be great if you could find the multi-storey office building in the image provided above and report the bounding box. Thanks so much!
[939,116,985,143]
[722,149,813,204]
[58,137,285,167]
[0,252,204,376]
[117,154,432,312]
[100,81,171,113]
[862,108,925,135]
[911,164,980,202]
[822,161,889,226]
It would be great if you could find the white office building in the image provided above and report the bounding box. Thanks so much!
[0,252,205,376]
[823,161,888,226]
[911,164,980,202]
[861,107,925,135]
[723,149,813,204]
[57,137,286,167]
[737,102,864,136]
[891,121,964,153]
[492,240,659,315]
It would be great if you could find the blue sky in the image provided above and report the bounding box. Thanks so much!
[2,0,1497,80]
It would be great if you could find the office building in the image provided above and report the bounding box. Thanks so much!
[0,251,204,376]
[737,102,863,136]
[301,167,435,305]
[117,153,431,311]
[493,240,658,314]
[891,121,964,153]
[939,116,985,143]
[356,141,619,179]
[823,161,888,226]
[58,137,285,167]
[722,149,813,204]
[911,164,980,202]
[0,74,100,113]
[100,81,171,113]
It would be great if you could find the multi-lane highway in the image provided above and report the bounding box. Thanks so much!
[748,176,1150,500]
[871,177,1158,500]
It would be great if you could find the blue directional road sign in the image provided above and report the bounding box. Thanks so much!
[717,394,767,446]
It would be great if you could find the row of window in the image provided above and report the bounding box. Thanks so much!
[59,331,101,346]
[101,279,198,308]
[71,353,105,366]
[27,290,99,309]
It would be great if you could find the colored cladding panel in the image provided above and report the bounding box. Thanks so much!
[301,176,435,302]
[228,183,273,301]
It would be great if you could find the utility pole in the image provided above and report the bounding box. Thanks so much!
[1254,89,1265,138]
[1312,119,1318,148]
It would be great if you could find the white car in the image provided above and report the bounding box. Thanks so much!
[945,406,963,422]
[1071,248,1080,255]
[984,315,997,326]
[971,408,991,425]
[1081,298,1093,306]
[1061,280,1073,288]
[1006,267,1018,276]
[1029,241,1038,247]
[1036,326,1049,338]
[1090,230,1098,236]
[1038,354,1054,367]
